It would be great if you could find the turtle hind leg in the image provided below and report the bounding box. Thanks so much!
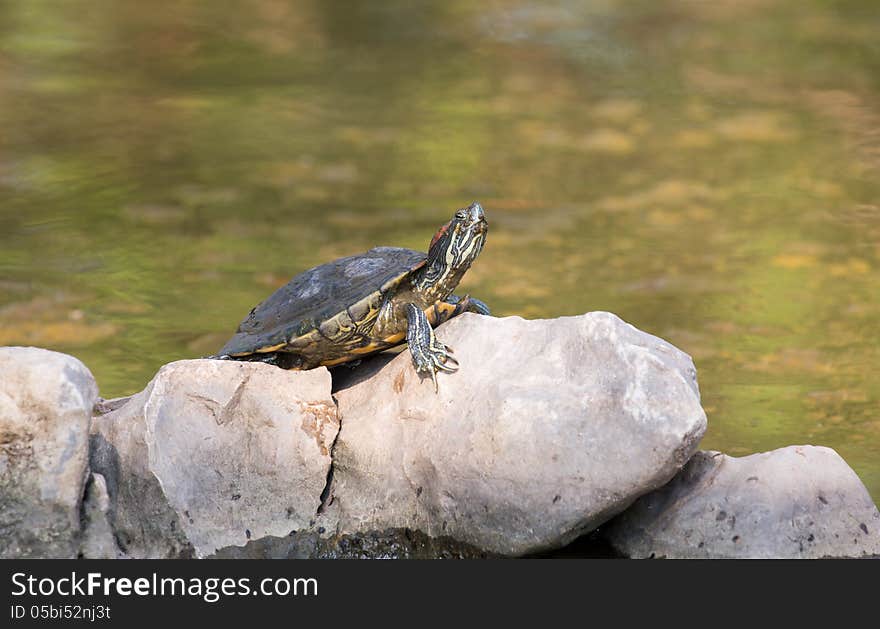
[406,303,459,392]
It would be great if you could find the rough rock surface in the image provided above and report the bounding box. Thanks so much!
[90,384,193,558]
[211,528,498,559]
[604,446,880,559]
[91,360,337,558]
[324,312,707,556]
[79,473,122,559]
[0,347,97,558]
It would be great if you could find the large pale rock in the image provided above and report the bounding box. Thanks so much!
[0,347,97,558]
[605,446,880,558]
[91,359,338,558]
[325,312,707,556]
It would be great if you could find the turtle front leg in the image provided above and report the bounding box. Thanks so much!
[455,294,491,316]
[406,303,459,392]
[429,294,490,327]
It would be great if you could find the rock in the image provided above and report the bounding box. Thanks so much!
[91,359,338,558]
[90,384,193,559]
[79,473,122,559]
[210,528,497,559]
[0,347,97,558]
[604,446,880,559]
[324,312,707,556]
[93,395,134,416]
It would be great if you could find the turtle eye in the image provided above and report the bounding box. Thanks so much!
[455,211,467,220]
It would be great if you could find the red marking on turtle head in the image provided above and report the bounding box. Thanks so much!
[429,220,452,250]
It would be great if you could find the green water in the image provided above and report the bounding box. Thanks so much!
[1,0,879,501]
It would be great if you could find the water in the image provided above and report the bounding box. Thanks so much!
[1,0,878,500]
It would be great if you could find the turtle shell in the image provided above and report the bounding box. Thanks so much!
[219,246,426,358]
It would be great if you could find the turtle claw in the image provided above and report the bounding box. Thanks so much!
[417,342,458,375]
[412,351,450,393]
[435,359,458,373]
[433,349,457,370]
[430,339,458,372]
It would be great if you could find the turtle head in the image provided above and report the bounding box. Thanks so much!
[416,202,487,298]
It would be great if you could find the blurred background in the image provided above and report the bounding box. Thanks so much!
[1,0,878,500]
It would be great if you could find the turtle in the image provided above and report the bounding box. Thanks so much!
[214,202,490,390]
